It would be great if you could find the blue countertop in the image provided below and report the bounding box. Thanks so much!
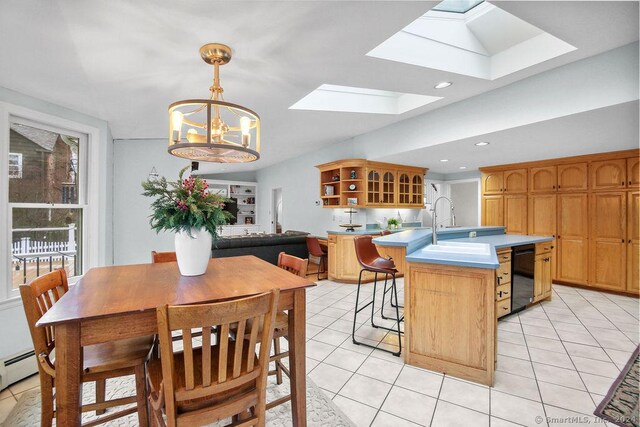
[373,226,553,269]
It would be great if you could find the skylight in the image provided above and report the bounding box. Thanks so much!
[367,1,576,80]
[289,84,442,115]
[432,0,484,14]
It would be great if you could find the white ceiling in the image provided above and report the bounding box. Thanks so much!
[0,1,638,174]
[376,101,639,174]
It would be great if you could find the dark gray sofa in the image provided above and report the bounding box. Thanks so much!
[211,230,309,265]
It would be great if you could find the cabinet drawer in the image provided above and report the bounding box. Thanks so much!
[497,261,511,284]
[536,241,554,254]
[496,283,511,301]
[497,250,512,263]
[328,235,337,243]
[496,299,511,318]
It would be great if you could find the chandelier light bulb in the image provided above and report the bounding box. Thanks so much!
[240,116,251,135]
[171,111,184,142]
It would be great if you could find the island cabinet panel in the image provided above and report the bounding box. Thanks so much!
[557,163,588,191]
[328,235,337,279]
[405,263,495,386]
[529,166,557,193]
[534,253,553,302]
[557,193,589,284]
[589,192,626,290]
[628,191,640,292]
[504,195,527,234]
[590,159,627,191]
[482,171,504,194]
[482,195,504,226]
[627,157,640,188]
[503,169,528,193]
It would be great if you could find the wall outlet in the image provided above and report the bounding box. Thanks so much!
[469,231,477,238]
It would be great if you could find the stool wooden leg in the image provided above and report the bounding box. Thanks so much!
[95,379,106,415]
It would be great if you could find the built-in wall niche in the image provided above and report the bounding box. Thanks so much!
[206,180,258,231]
[230,184,257,225]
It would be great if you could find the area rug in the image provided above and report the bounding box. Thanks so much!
[2,375,355,427]
[594,346,640,427]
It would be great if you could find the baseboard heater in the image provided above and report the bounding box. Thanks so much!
[0,350,38,391]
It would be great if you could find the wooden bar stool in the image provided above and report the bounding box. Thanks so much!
[306,236,327,280]
[352,236,403,356]
[377,231,404,320]
[151,251,177,263]
[147,290,280,427]
[19,269,153,427]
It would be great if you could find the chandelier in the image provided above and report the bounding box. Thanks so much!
[168,43,260,163]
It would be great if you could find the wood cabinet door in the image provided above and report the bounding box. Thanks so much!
[366,169,381,205]
[627,191,639,293]
[482,195,504,226]
[627,157,640,188]
[398,172,411,205]
[528,195,556,237]
[589,192,626,290]
[590,159,626,191]
[503,169,527,193]
[533,254,546,301]
[411,173,424,207]
[482,172,503,194]
[557,193,589,284]
[529,166,557,193]
[504,195,527,234]
[328,240,337,279]
[381,169,396,205]
[557,163,588,191]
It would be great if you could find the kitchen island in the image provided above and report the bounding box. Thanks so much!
[373,227,554,386]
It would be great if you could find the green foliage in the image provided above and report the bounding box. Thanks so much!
[387,218,399,227]
[141,166,233,238]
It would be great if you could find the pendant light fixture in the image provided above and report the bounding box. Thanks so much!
[168,43,260,163]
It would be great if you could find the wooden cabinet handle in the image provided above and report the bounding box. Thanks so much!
[553,185,556,189]
[558,185,561,189]
[622,239,625,243]
[629,181,632,185]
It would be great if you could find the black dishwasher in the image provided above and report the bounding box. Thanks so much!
[511,244,535,313]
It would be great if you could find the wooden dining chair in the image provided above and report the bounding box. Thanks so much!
[151,251,177,263]
[19,269,154,427]
[147,290,280,427]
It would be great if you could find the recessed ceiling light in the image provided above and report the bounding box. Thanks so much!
[440,159,449,162]
[459,166,467,169]
[475,141,490,146]
[434,81,452,89]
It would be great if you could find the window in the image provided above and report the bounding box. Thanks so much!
[7,120,86,289]
[8,153,22,178]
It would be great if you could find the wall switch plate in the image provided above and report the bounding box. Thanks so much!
[469,231,477,238]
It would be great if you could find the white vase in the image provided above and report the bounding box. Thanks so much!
[174,228,212,276]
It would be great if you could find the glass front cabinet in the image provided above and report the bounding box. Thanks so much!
[316,160,426,209]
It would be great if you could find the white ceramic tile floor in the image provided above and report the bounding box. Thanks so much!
[2,279,637,427]
[304,279,639,426]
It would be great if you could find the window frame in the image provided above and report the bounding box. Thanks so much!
[8,152,22,178]
[0,103,100,302]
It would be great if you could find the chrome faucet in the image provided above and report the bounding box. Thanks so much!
[431,196,455,245]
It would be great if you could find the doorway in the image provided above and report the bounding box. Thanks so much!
[271,188,282,233]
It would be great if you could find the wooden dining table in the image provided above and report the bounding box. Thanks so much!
[37,255,315,426]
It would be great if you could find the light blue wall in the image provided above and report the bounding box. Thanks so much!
[0,86,112,360]
[112,138,191,265]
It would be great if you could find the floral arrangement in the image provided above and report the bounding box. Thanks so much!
[142,166,233,238]
[387,218,400,229]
